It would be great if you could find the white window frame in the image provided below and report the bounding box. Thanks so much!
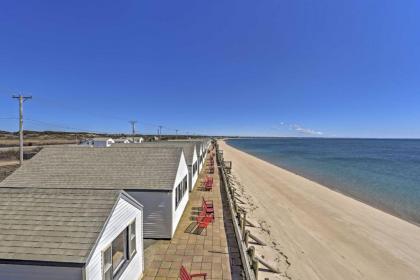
[128,220,136,258]
[102,222,136,280]
[102,245,112,280]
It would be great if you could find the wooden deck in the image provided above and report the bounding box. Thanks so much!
[143,153,243,280]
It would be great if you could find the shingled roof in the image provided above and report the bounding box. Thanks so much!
[0,188,123,263]
[112,142,196,165]
[170,138,205,149]
[0,146,183,191]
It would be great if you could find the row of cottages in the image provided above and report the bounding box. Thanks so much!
[113,141,200,191]
[169,139,211,171]
[83,137,143,147]
[0,145,191,280]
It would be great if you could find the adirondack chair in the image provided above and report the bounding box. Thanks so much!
[202,197,213,209]
[196,214,213,235]
[202,200,214,220]
[204,180,213,191]
[179,265,207,280]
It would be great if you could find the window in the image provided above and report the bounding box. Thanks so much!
[193,162,197,175]
[183,176,188,193]
[175,182,182,208]
[102,220,136,280]
[175,175,188,209]
[112,230,127,274]
[103,246,112,280]
[175,186,179,208]
[129,221,136,257]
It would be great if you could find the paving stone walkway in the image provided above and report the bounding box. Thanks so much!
[143,150,243,280]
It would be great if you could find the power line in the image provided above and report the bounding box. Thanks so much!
[4,91,202,136]
[0,117,18,120]
[25,118,115,135]
[31,95,196,135]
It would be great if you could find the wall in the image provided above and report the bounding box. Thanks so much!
[0,264,82,280]
[171,152,190,236]
[85,197,143,280]
[128,191,172,239]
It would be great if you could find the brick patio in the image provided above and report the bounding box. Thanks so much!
[143,151,243,280]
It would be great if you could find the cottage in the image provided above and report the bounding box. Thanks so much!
[132,137,144,143]
[0,188,143,280]
[86,137,115,147]
[170,140,209,171]
[1,146,189,239]
[113,138,130,144]
[113,141,199,191]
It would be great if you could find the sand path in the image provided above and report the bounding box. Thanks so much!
[220,140,420,280]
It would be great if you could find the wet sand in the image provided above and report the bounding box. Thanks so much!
[220,140,420,280]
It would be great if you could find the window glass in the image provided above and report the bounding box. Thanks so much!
[175,184,179,208]
[103,246,112,280]
[175,187,178,207]
[129,221,136,257]
[104,269,112,280]
[183,176,188,193]
[112,229,127,274]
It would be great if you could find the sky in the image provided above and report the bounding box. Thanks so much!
[1,0,420,138]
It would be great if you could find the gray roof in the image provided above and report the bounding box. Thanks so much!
[92,137,113,141]
[112,142,196,165]
[0,188,122,263]
[0,146,183,191]
[169,140,206,155]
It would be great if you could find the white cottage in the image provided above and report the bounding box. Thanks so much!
[91,137,115,147]
[113,138,131,144]
[113,141,199,191]
[1,146,189,239]
[0,188,143,280]
[170,140,208,171]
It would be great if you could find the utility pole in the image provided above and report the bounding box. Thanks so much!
[129,121,137,143]
[175,129,178,139]
[158,125,163,140]
[12,95,32,165]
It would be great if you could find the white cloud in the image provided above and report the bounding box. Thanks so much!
[290,124,323,136]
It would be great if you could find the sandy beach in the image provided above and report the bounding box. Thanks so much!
[220,140,420,280]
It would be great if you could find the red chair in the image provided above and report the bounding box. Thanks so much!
[202,197,214,209]
[202,177,213,190]
[204,180,213,191]
[196,215,213,235]
[179,265,207,280]
[202,201,214,221]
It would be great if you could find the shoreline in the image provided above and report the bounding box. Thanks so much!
[225,139,420,227]
[220,139,420,280]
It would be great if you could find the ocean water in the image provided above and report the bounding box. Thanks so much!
[227,138,420,225]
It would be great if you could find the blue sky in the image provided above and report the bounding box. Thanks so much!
[1,0,420,138]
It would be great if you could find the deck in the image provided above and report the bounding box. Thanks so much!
[143,153,243,280]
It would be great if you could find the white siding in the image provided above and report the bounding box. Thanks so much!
[85,197,143,280]
[172,152,189,236]
[0,264,82,280]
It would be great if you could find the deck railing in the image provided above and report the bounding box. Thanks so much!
[214,140,257,280]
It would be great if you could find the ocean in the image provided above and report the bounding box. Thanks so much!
[227,138,420,225]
